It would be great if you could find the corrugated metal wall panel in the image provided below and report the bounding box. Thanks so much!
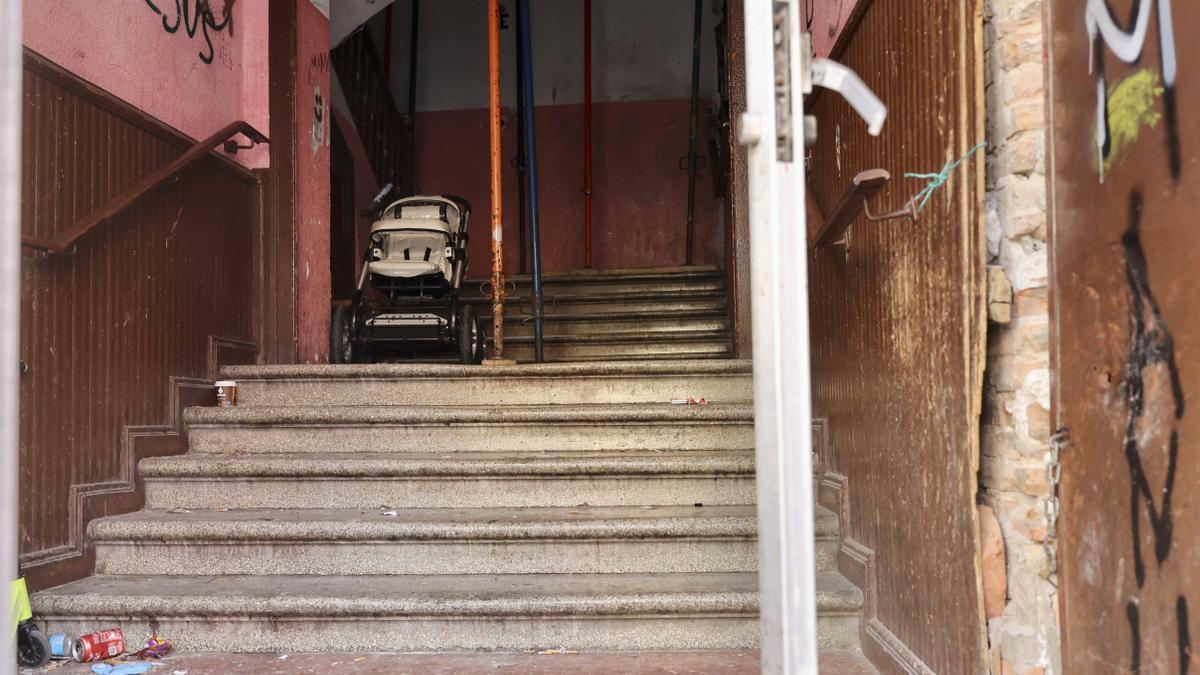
[807,1,987,671]
[18,52,258,584]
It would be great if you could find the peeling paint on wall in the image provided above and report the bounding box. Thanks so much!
[312,86,326,154]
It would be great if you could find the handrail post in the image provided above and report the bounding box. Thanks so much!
[517,0,545,362]
[405,0,420,196]
[685,0,703,266]
[515,5,528,275]
[486,0,507,361]
[583,0,593,269]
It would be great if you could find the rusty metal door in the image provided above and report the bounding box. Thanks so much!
[805,1,987,671]
[1048,1,1199,672]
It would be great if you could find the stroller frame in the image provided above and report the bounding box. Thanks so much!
[331,193,485,364]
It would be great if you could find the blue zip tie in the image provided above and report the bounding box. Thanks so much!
[904,142,986,213]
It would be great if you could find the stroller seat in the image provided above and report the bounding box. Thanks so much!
[368,219,454,279]
[368,198,463,284]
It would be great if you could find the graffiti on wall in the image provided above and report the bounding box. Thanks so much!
[308,51,331,87]
[1085,0,1180,182]
[1120,190,1191,674]
[143,0,234,65]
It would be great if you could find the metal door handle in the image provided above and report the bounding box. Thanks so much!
[810,58,887,136]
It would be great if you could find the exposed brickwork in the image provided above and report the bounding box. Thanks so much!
[982,0,1059,673]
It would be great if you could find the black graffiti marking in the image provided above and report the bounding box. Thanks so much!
[1161,85,1183,182]
[1128,600,1142,674]
[1121,189,1191,673]
[1122,190,1184,586]
[1180,596,1192,674]
[143,0,232,65]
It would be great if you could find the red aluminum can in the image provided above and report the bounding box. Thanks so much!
[72,629,125,662]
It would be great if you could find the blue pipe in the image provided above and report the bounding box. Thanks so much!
[516,0,545,362]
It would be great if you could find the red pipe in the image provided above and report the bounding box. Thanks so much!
[487,0,506,359]
[582,0,593,269]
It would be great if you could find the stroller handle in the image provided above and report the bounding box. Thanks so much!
[379,195,472,235]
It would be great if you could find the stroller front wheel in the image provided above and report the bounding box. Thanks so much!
[330,305,354,364]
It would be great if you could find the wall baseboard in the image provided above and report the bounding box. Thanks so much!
[21,339,257,591]
[209,335,258,380]
[813,419,933,675]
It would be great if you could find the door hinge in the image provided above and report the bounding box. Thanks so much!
[772,1,794,162]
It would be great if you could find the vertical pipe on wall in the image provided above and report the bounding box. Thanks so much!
[685,0,703,266]
[516,0,545,362]
[515,8,528,275]
[406,0,419,195]
[487,0,507,359]
[382,4,394,81]
[0,0,19,669]
[582,0,593,269]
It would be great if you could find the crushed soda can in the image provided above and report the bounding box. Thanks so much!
[670,397,709,405]
[73,628,125,662]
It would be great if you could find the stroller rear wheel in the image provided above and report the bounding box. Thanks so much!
[330,305,354,364]
[458,304,484,365]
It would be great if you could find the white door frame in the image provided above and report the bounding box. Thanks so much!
[1,0,21,671]
[742,1,886,670]
[742,1,819,671]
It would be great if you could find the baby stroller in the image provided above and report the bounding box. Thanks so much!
[331,193,486,364]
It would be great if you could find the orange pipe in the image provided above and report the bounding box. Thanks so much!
[487,0,506,359]
[583,0,593,269]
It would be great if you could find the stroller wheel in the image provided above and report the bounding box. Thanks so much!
[474,315,487,362]
[17,622,51,668]
[458,304,483,365]
[330,305,354,364]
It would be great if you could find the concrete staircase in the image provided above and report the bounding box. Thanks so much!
[462,266,733,362]
[33,278,865,655]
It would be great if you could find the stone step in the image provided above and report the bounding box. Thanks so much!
[463,266,725,298]
[497,332,733,362]
[33,571,864,652]
[506,351,735,364]
[94,501,841,575]
[223,360,752,407]
[91,505,759,576]
[501,311,729,337]
[463,289,727,317]
[140,450,758,509]
[184,404,756,454]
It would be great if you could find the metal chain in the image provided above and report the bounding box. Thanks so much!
[1044,428,1069,581]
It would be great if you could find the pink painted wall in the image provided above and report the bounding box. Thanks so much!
[416,99,720,274]
[296,0,332,362]
[331,109,380,284]
[809,0,861,56]
[23,0,269,168]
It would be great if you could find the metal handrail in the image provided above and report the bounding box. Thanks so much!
[21,121,268,254]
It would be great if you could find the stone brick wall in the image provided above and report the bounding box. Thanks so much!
[981,0,1060,672]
